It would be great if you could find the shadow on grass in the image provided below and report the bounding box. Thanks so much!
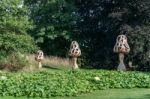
[42,65,72,71]
[143,94,150,99]
[43,65,61,70]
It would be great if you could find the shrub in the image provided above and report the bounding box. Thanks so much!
[0,33,37,54]
[0,0,37,55]
[0,53,30,71]
[0,70,150,97]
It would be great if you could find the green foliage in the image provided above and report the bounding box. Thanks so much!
[0,70,150,97]
[0,33,37,53]
[126,26,150,71]
[0,0,32,34]
[0,0,37,54]
[24,0,77,56]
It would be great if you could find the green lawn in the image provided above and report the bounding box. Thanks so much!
[2,88,150,99]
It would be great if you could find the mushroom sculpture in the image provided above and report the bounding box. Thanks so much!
[69,41,81,69]
[35,50,44,69]
[113,35,130,71]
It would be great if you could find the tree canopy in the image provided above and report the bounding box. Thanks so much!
[24,0,77,56]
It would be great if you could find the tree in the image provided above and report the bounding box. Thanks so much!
[75,0,150,70]
[0,0,37,54]
[24,0,78,56]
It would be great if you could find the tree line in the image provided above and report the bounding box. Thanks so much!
[0,0,150,71]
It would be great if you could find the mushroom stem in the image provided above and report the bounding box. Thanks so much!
[72,57,78,69]
[118,53,126,71]
[38,62,42,69]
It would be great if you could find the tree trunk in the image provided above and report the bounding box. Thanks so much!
[72,57,78,69]
[38,62,42,69]
[118,53,126,71]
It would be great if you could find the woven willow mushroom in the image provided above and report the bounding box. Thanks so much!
[113,35,130,71]
[35,50,44,69]
[69,41,81,69]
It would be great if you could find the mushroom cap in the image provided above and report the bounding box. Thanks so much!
[69,41,81,57]
[113,35,130,54]
[35,50,44,62]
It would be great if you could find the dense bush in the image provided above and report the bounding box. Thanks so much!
[0,33,37,54]
[0,0,37,54]
[0,70,150,97]
[0,53,30,71]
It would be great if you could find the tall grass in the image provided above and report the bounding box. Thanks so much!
[27,55,71,70]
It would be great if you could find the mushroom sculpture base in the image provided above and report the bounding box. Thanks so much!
[38,62,42,69]
[118,53,126,71]
[72,57,78,70]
